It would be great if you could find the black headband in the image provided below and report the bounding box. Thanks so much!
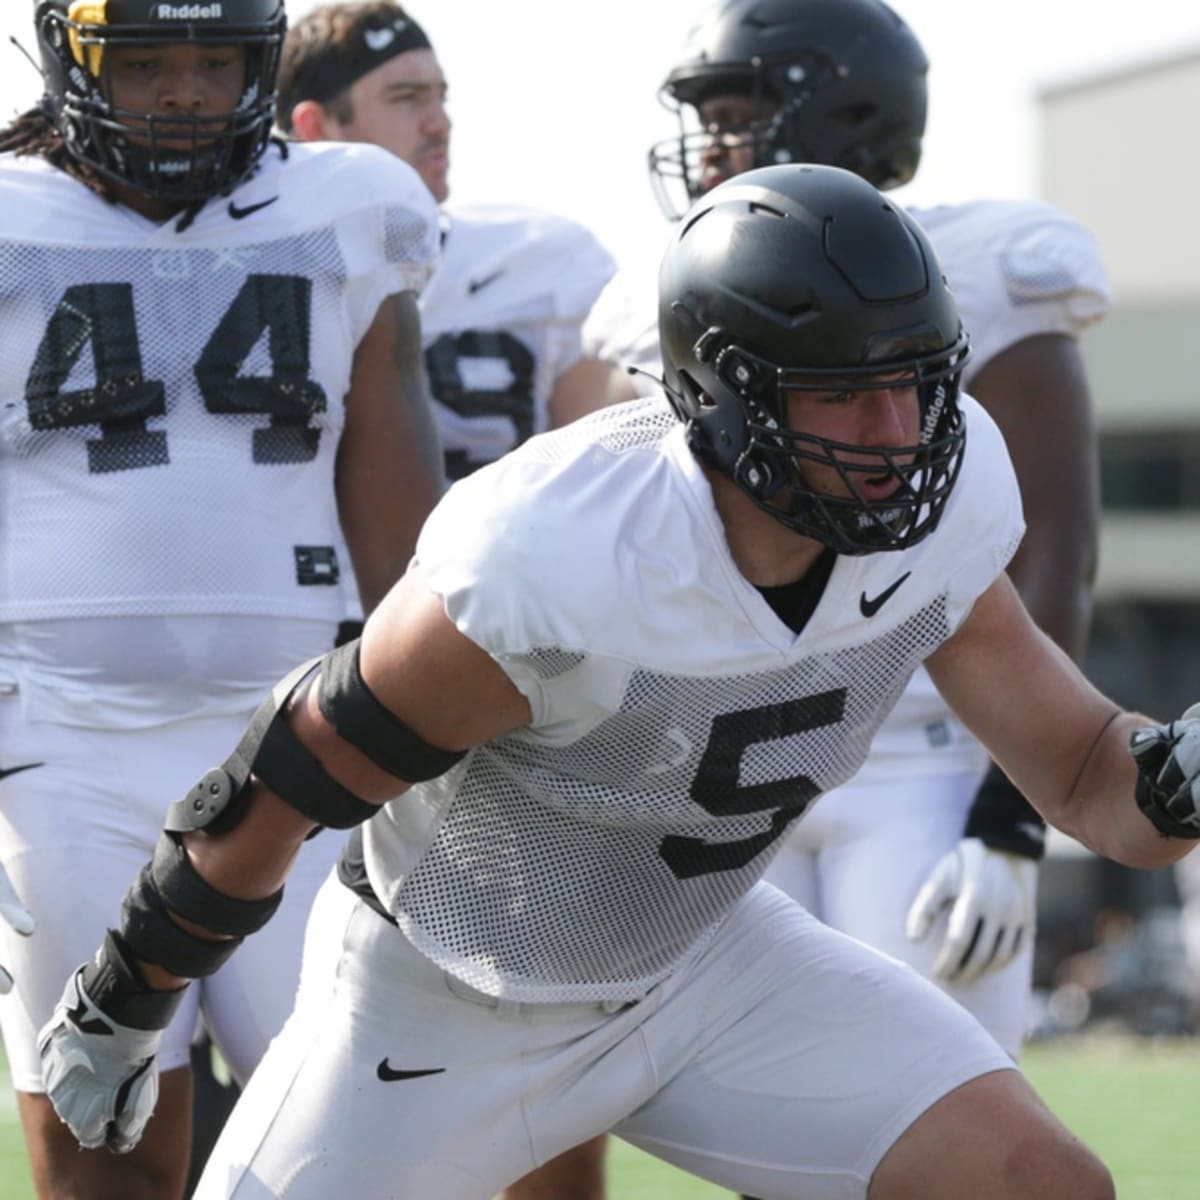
[293,13,432,107]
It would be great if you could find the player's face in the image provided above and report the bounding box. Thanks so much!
[325,50,451,202]
[105,42,247,147]
[783,375,921,503]
[696,92,778,194]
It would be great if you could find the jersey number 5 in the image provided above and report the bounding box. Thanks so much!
[24,277,327,474]
[660,688,847,879]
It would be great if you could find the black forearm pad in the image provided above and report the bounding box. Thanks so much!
[318,640,468,782]
[120,864,243,979]
[963,763,1047,860]
[1135,773,1200,839]
[81,931,188,1033]
[151,833,283,938]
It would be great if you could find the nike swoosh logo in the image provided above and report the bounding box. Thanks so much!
[467,269,504,295]
[376,1059,446,1083]
[859,572,912,618]
[228,197,279,220]
[0,762,43,781]
[67,992,112,1037]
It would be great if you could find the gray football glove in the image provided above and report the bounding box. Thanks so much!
[1131,703,1200,838]
[0,860,34,993]
[39,935,184,1153]
[906,837,1037,985]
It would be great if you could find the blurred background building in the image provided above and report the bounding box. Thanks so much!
[1034,48,1200,1035]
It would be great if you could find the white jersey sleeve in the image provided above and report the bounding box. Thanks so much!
[363,395,1021,1004]
[421,204,615,479]
[581,251,666,397]
[911,199,1111,386]
[0,144,438,723]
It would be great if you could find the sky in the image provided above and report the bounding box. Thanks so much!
[1,3,1198,268]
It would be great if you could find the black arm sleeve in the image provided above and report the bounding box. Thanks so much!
[963,762,1047,861]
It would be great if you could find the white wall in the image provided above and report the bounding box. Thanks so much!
[1040,51,1200,302]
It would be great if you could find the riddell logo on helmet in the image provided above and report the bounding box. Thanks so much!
[155,3,224,17]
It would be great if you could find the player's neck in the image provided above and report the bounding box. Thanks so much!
[704,465,830,587]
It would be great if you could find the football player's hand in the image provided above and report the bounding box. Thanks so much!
[1131,704,1200,838]
[905,838,1036,986]
[0,860,35,993]
[39,961,166,1153]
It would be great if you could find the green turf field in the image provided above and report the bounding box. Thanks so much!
[3,1037,1199,1198]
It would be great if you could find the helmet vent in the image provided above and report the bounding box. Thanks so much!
[747,201,786,219]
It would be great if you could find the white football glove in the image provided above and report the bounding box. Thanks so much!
[38,965,164,1153]
[0,860,35,993]
[905,837,1037,986]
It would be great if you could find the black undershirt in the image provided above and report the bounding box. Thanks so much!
[754,549,837,634]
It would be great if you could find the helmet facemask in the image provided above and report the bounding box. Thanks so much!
[649,0,928,221]
[673,330,969,555]
[36,2,285,205]
[650,54,830,221]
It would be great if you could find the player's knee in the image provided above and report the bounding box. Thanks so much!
[999,1125,1113,1200]
[33,1152,186,1200]
[871,1071,1114,1200]
[503,1136,608,1200]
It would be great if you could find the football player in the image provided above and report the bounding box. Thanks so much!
[587,0,1106,1057]
[260,14,618,1194]
[0,2,442,1197]
[276,1,619,492]
[573,6,1110,1191]
[35,162,1193,1200]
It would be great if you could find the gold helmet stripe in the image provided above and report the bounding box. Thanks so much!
[67,1,108,76]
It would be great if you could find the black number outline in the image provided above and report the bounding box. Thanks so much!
[195,274,328,465]
[424,329,536,481]
[660,688,847,879]
[24,275,327,473]
[25,283,167,473]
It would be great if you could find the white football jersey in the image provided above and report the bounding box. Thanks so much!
[580,246,664,396]
[363,394,1024,1004]
[867,199,1111,777]
[337,203,615,625]
[423,204,616,479]
[583,198,1111,775]
[0,143,438,724]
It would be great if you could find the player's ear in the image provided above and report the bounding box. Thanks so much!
[290,100,333,143]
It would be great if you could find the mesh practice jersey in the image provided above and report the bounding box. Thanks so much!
[363,394,1024,1003]
[0,143,437,723]
[866,199,1111,777]
[583,198,1111,776]
[423,204,616,480]
[337,202,615,625]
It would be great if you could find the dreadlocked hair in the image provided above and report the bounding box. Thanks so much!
[0,107,290,229]
[0,105,114,199]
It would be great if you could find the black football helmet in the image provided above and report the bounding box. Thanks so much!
[660,163,968,555]
[34,0,286,204]
[649,0,928,219]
